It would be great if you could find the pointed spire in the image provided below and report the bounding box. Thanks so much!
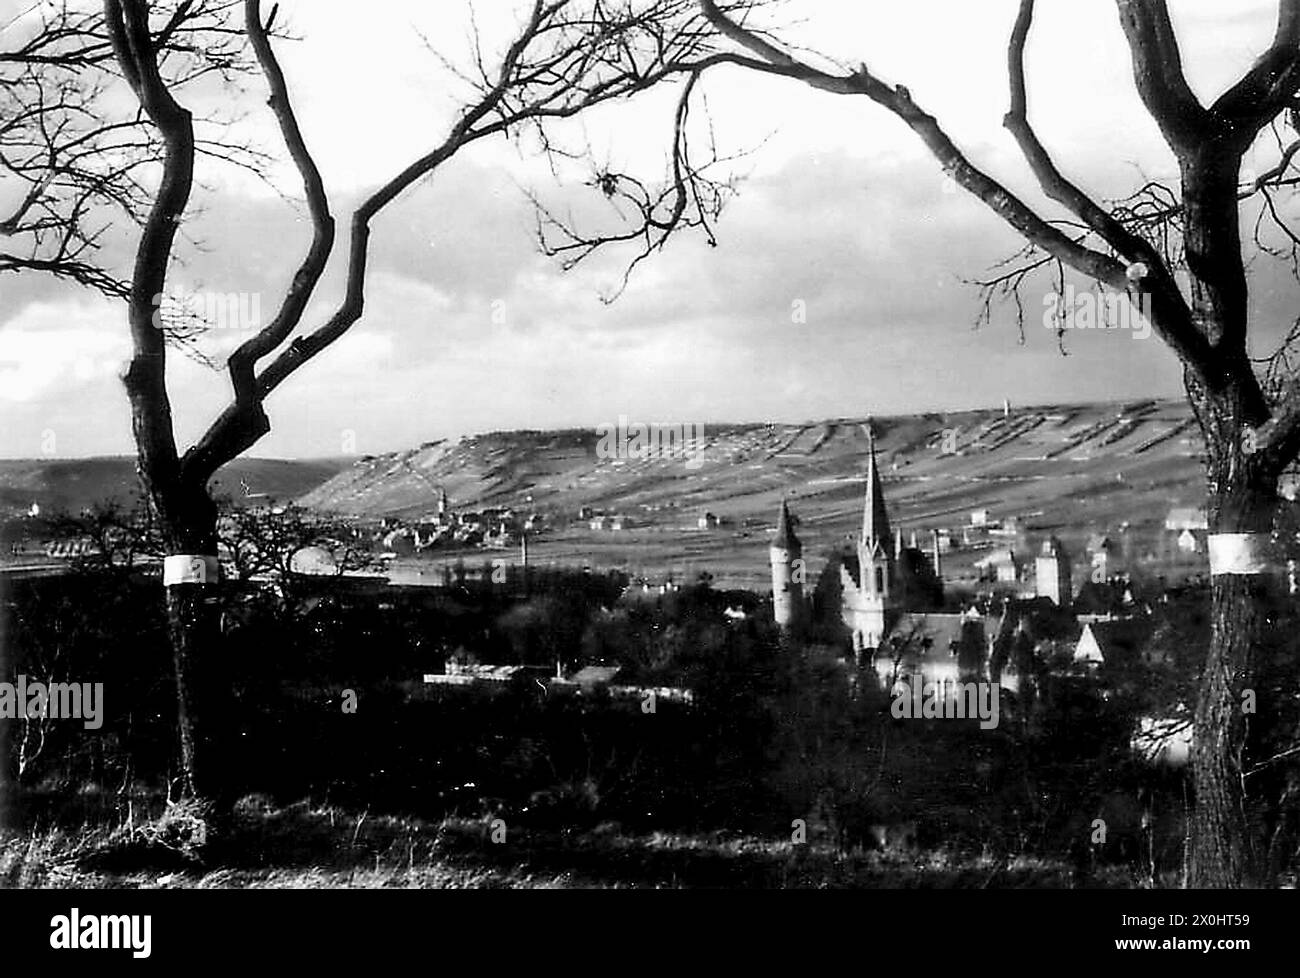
[862,422,892,551]
[773,497,801,551]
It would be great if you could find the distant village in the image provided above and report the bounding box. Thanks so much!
[765,432,1277,768]
[12,414,1300,773]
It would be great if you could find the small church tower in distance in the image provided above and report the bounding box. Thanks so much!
[771,498,803,628]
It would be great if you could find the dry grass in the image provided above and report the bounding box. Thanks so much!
[0,796,1138,889]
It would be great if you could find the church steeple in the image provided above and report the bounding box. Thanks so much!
[862,423,892,554]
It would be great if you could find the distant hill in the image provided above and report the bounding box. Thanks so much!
[298,399,1208,545]
[0,457,349,516]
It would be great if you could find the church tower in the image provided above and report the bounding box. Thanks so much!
[770,498,803,628]
[856,426,895,646]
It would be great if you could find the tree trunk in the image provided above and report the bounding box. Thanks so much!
[1187,382,1278,888]
[166,582,225,805]
[1191,569,1269,887]
[1176,139,1279,888]
[154,485,232,813]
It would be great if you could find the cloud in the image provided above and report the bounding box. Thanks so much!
[0,299,128,404]
[3,1,1296,459]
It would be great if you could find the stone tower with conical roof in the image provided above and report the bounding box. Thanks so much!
[841,426,899,653]
[770,497,803,628]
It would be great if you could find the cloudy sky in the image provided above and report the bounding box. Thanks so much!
[2,0,1299,459]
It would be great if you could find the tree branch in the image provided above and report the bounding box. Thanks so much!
[1005,0,1213,377]
[1211,0,1300,148]
[186,0,739,483]
[106,0,195,518]
[183,0,336,483]
[1113,0,1211,152]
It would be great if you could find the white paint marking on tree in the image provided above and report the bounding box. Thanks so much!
[1207,534,1269,576]
[162,554,220,586]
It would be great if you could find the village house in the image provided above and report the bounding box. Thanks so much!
[975,547,1022,584]
[1072,618,1152,671]
[872,609,990,691]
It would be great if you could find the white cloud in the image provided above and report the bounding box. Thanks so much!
[2,1,1294,458]
[0,299,128,403]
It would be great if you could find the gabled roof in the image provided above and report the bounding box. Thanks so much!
[884,613,987,664]
[1074,619,1152,664]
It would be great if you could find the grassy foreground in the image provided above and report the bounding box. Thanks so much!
[0,797,1138,889]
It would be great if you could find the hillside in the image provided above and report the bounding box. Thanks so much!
[0,456,349,517]
[299,399,1211,589]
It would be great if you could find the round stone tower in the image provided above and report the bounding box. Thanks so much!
[770,498,803,628]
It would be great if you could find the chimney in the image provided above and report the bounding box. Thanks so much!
[931,529,942,580]
[894,529,903,558]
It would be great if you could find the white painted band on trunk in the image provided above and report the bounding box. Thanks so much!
[163,554,220,586]
[1207,533,1269,576]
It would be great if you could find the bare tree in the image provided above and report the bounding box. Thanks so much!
[216,501,377,614]
[39,0,742,816]
[551,0,1300,887]
[1,1,256,298]
[40,494,163,570]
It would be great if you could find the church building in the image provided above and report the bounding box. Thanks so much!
[770,426,943,656]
